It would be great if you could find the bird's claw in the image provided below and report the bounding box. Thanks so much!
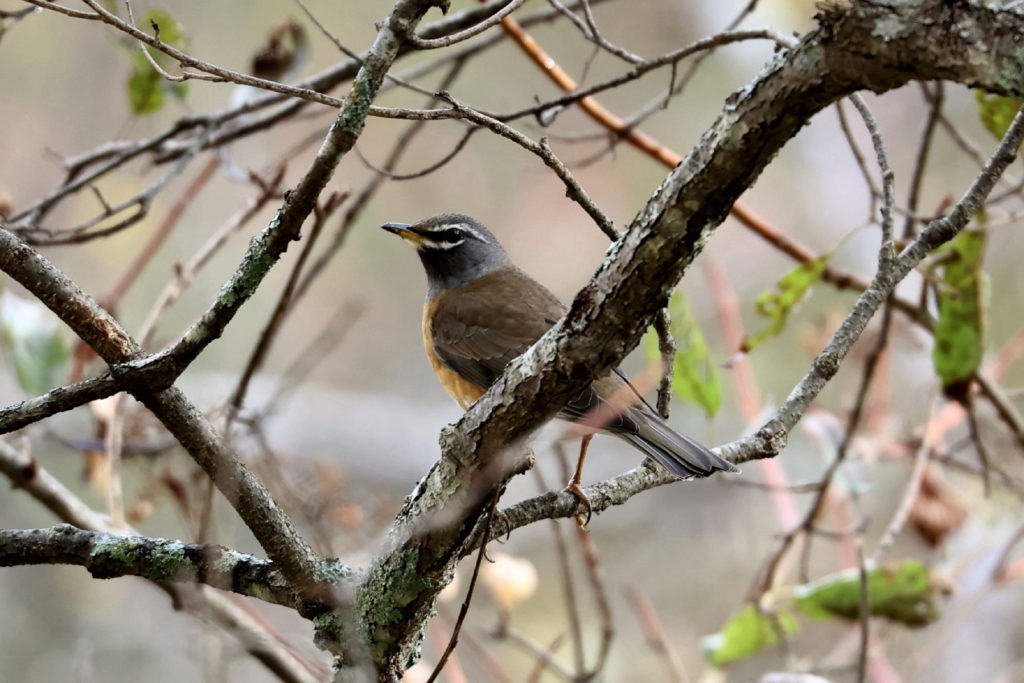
[492,508,512,542]
[563,480,592,528]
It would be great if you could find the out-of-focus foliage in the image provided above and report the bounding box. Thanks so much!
[702,604,799,667]
[975,90,1024,142]
[794,560,945,627]
[643,289,721,417]
[931,228,988,398]
[703,560,947,668]
[0,289,69,395]
[742,253,831,352]
[126,9,188,115]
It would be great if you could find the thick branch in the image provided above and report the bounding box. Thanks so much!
[0,440,323,683]
[0,0,452,624]
[0,525,302,607]
[0,229,323,596]
[361,2,1024,675]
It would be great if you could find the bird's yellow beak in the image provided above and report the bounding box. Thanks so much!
[381,222,427,246]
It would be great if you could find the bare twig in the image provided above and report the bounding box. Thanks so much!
[625,588,688,683]
[538,460,586,673]
[903,83,945,238]
[573,519,614,676]
[964,394,993,496]
[870,431,932,563]
[427,500,498,683]
[856,542,870,683]
[652,309,675,418]
[409,0,529,49]
[227,191,347,415]
[0,441,320,683]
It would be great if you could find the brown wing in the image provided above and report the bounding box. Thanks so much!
[428,266,736,478]
[428,265,565,391]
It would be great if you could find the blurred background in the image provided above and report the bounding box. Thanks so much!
[1,0,1023,681]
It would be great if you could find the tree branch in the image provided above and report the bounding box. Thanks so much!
[0,440,324,683]
[358,3,1024,675]
[0,0,453,646]
[0,525,307,607]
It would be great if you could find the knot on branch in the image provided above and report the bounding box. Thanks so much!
[752,424,789,459]
[111,352,180,394]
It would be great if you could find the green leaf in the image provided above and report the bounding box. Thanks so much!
[128,55,166,114]
[643,290,722,417]
[143,8,183,46]
[124,9,188,115]
[975,90,1024,142]
[742,253,831,352]
[169,81,189,102]
[932,229,988,399]
[794,560,944,627]
[670,290,721,416]
[1,293,70,396]
[702,605,799,668]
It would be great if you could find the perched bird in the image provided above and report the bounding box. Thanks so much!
[382,213,736,512]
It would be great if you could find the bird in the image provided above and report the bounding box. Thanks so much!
[382,213,737,517]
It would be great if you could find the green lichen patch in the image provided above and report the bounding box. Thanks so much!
[358,548,433,661]
[998,47,1024,95]
[87,534,194,582]
[314,558,353,585]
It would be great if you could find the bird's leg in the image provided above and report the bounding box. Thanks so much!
[564,433,594,526]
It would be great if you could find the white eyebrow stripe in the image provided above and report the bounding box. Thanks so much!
[425,238,465,250]
[439,222,489,244]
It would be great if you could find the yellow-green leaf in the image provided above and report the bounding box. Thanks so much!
[932,229,988,399]
[644,290,721,417]
[128,55,166,114]
[794,560,944,628]
[742,253,831,352]
[975,90,1024,142]
[124,9,188,115]
[702,605,799,668]
[144,8,183,46]
[1,292,70,395]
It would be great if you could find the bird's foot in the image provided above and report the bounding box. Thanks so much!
[563,480,592,528]
[491,508,512,542]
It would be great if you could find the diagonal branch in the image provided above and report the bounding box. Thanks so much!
[359,3,1024,675]
[0,0,453,616]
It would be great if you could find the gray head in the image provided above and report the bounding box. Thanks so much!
[381,213,509,294]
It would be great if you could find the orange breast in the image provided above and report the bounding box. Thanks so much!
[422,303,485,409]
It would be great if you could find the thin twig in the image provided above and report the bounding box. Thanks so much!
[856,541,870,683]
[871,430,932,563]
[489,628,573,680]
[964,393,993,496]
[409,0,530,49]
[536,460,586,674]
[427,499,497,683]
[573,519,614,676]
[0,440,320,683]
[903,83,944,239]
[101,156,220,313]
[525,632,568,683]
[653,309,675,418]
[625,588,688,683]
[138,167,284,348]
[226,191,347,415]
[292,59,472,304]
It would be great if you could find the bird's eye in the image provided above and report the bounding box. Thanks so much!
[433,227,464,243]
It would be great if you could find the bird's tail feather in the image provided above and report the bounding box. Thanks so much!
[619,408,738,479]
